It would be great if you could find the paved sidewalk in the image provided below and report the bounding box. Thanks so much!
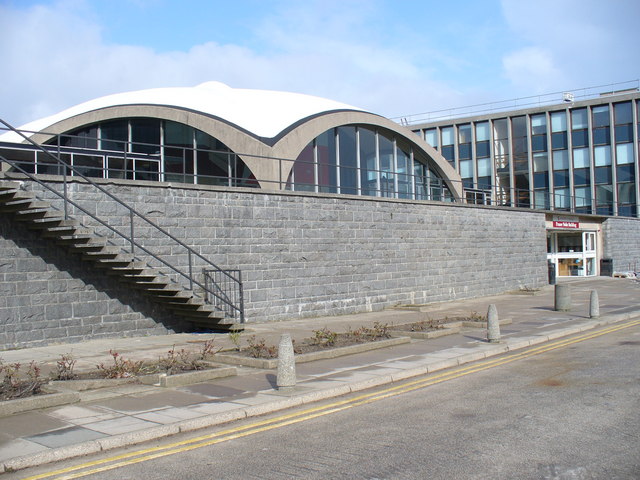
[0,277,639,473]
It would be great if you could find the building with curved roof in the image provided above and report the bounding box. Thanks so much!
[0,82,463,201]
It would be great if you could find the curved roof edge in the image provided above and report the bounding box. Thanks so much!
[2,82,366,142]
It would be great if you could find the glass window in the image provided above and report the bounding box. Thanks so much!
[553,150,569,170]
[615,124,633,143]
[616,142,634,164]
[596,184,614,205]
[396,144,411,199]
[532,134,547,152]
[459,159,473,178]
[477,157,491,177]
[378,134,395,198]
[595,166,612,184]
[531,114,546,135]
[101,120,127,152]
[476,141,490,158]
[511,116,527,138]
[617,164,635,183]
[592,105,610,127]
[533,152,549,172]
[441,127,454,146]
[425,129,438,148]
[534,172,549,188]
[614,102,633,124]
[594,145,612,166]
[571,129,589,147]
[458,124,472,144]
[592,127,610,145]
[573,147,590,168]
[575,186,591,207]
[338,126,357,195]
[290,143,315,192]
[571,108,588,129]
[493,118,508,139]
[551,111,567,132]
[316,129,337,193]
[359,128,377,196]
[554,170,569,187]
[573,168,590,186]
[131,119,161,154]
[618,183,636,204]
[475,122,490,141]
[552,132,568,150]
[554,188,570,209]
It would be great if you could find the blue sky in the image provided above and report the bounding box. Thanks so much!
[1,0,638,126]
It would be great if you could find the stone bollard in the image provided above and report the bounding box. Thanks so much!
[589,290,600,318]
[276,333,296,391]
[554,284,571,312]
[487,304,501,343]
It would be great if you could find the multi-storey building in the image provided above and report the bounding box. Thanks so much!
[408,85,639,218]
[408,83,640,278]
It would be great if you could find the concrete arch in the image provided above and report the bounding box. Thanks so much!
[270,111,463,200]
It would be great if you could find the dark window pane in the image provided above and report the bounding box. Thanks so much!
[614,124,633,143]
[618,205,636,217]
[131,119,160,154]
[554,170,569,187]
[511,116,527,138]
[573,167,590,186]
[61,126,98,149]
[571,129,589,147]
[317,129,338,194]
[476,141,490,158]
[458,143,471,160]
[551,132,567,150]
[592,105,610,128]
[534,172,549,189]
[531,134,547,152]
[592,127,610,145]
[618,182,636,204]
[338,126,357,195]
[441,144,454,161]
[101,120,127,151]
[73,154,103,177]
[616,164,635,182]
[595,166,612,184]
[477,176,491,189]
[614,102,632,124]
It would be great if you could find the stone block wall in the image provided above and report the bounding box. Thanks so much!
[0,216,175,349]
[16,179,549,332]
[602,217,640,272]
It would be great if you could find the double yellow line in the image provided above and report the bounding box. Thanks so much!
[22,318,640,480]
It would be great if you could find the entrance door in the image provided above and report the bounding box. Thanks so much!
[547,231,597,277]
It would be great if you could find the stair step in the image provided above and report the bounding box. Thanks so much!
[0,181,22,191]
[105,261,148,272]
[0,190,34,202]
[81,247,123,258]
[186,318,242,332]
[27,217,78,228]
[0,200,51,212]
[88,254,136,266]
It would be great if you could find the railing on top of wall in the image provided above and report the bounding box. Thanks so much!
[0,118,245,324]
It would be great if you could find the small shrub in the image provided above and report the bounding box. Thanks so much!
[96,350,144,379]
[246,336,277,359]
[228,330,242,351]
[55,353,77,381]
[0,359,44,399]
[199,339,220,359]
[468,311,486,322]
[311,328,338,346]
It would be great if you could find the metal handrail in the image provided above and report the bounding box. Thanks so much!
[0,118,244,323]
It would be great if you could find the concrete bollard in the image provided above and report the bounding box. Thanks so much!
[276,333,296,391]
[589,290,600,318]
[554,284,571,311]
[487,304,501,343]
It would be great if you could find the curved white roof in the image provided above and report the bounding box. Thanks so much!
[3,82,366,142]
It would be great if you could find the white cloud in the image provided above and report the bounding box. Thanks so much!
[0,0,467,126]
[502,47,565,93]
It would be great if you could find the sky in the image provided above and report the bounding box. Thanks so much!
[1,0,638,127]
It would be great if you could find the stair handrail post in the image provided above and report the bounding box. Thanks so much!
[188,250,193,291]
[129,209,135,254]
[238,269,245,323]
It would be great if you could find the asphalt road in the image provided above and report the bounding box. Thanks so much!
[14,323,640,480]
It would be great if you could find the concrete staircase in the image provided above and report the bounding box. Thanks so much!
[0,180,240,332]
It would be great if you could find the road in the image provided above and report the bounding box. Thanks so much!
[14,323,640,480]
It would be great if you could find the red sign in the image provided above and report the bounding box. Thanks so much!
[553,220,579,229]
